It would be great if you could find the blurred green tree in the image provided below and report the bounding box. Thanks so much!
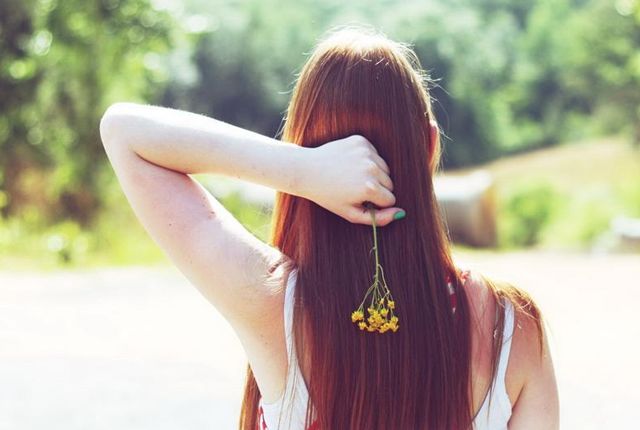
[2,0,639,231]
[561,0,640,144]
[0,0,174,225]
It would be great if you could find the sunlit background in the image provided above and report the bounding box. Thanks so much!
[1,0,639,428]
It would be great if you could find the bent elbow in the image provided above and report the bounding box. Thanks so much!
[100,103,123,147]
[99,102,140,148]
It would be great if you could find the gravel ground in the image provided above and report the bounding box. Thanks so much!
[1,250,638,429]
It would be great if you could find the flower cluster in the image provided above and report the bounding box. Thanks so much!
[351,297,399,333]
[350,205,399,334]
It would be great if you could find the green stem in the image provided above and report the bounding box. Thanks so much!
[358,281,378,309]
[370,208,380,283]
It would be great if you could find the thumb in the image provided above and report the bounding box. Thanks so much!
[351,206,406,226]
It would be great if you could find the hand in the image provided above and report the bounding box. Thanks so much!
[299,134,405,227]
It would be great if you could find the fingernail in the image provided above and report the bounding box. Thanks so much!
[393,210,406,221]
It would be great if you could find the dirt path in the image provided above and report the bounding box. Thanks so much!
[1,250,638,429]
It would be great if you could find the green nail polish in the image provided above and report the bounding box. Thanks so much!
[393,210,406,220]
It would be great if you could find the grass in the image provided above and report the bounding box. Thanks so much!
[0,188,273,272]
[446,136,640,199]
[444,136,640,249]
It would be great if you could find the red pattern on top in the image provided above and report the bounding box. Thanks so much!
[258,405,267,430]
[447,268,470,315]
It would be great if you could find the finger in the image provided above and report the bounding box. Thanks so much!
[374,169,394,192]
[360,138,390,174]
[365,180,396,208]
[371,152,390,175]
[348,205,406,227]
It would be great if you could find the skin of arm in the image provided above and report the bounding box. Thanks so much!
[100,103,402,226]
[99,102,402,401]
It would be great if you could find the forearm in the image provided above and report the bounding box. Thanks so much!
[99,102,309,196]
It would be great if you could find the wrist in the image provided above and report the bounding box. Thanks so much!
[286,144,314,199]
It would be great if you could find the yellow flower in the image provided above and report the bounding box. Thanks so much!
[388,318,399,332]
[351,205,400,335]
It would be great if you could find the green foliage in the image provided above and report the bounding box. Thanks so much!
[492,138,640,250]
[541,189,619,248]
[498,181,561,247]
[618,182,640,218]
[168,0,640,167]
[0,0,175,225]
[0,180,273,270]
[214,190,273,243]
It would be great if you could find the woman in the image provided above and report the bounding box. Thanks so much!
[100,26,558,429]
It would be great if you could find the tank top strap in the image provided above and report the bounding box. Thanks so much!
[472,297,515,429]
[495,298,516,385]
[282,267,312,417]
[259,266,312,429]
[284,267,298,361]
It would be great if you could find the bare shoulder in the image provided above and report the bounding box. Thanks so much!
[508,297,559,429]
[467,271,559,429]
[463,271,558,424]
[461,269,493,321]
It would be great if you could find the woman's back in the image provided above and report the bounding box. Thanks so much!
[235,26,558,429]
[257,266,532,430]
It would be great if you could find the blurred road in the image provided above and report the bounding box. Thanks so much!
[1,250,638,429]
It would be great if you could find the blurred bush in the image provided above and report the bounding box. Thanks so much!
[0,0,175,225]
[0,181,272,270]
[498,181,562,248]
[541,188,619,248]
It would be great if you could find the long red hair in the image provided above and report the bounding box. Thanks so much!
[239,25,544,430]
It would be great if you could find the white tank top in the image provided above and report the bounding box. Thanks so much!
[258,268,516,430]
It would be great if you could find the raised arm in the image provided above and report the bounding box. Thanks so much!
[100,102,403,225]
[98,102,403,328]
[99,102,405,403]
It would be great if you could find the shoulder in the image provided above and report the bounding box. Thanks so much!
[464,270,545,360]
[459,269,494,324]
[478,274,559,428]
[507,294,559,427]
[463,271,554,408]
